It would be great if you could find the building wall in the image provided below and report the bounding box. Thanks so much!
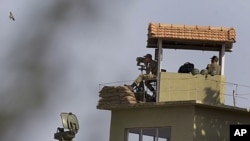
[108,103,250,141]
[159,72,226,104]
[194,106,250,141]
[109,106,195,141]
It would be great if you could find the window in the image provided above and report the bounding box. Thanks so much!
[127,127,171,141]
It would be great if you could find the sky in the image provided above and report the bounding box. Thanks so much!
[0,0,250,141]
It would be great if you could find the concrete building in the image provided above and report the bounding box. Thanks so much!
[97,23,250,141]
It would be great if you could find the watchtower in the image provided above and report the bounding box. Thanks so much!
[97,23,250,141]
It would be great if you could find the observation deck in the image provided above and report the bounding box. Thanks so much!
[97,23,237,109]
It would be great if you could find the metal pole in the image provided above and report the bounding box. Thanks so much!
[154,128,159,141]
[233,90,236,107]
[156,39,163,102]
[139,129,142,141]
[220,44,225,75]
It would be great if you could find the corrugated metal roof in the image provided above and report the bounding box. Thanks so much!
[147,23,236,52]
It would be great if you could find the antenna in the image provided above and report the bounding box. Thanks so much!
[54,112,79,141]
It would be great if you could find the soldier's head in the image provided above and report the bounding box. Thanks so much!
[144,54,152,63]
[210,56,219,63]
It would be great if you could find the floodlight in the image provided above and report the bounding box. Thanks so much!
[54,112,79,141]
[61,112,79,134]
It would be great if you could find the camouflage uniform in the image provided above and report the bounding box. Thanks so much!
[207,63,221,75]
[134,60,158,87]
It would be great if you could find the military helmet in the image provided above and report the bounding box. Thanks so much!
[191,68,199,75]
[210,70,217,76]
[200,69,208,75]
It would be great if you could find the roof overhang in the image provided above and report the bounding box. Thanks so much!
[147,23,236,52]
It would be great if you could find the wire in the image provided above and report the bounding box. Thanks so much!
[99,80,134,86]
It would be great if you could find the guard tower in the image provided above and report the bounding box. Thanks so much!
[97,23,250,141]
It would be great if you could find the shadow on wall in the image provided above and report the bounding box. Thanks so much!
[193,106,250,140]
[203,86,221,105]
[193,110,228,141]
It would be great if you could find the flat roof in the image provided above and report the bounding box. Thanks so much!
[147,23,236,52]
[97,100,250,114]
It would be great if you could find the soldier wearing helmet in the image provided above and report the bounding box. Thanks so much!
[206,55,221,75]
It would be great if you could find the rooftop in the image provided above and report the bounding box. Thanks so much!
[97,100,250,114]
[147,23,236,52]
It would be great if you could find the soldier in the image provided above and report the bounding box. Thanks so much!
[126,54,158,96]
[206,55,221,75]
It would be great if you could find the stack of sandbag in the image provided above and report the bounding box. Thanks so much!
[98,86,120,105]
[98,86,137,106]
[119,86,137,104]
